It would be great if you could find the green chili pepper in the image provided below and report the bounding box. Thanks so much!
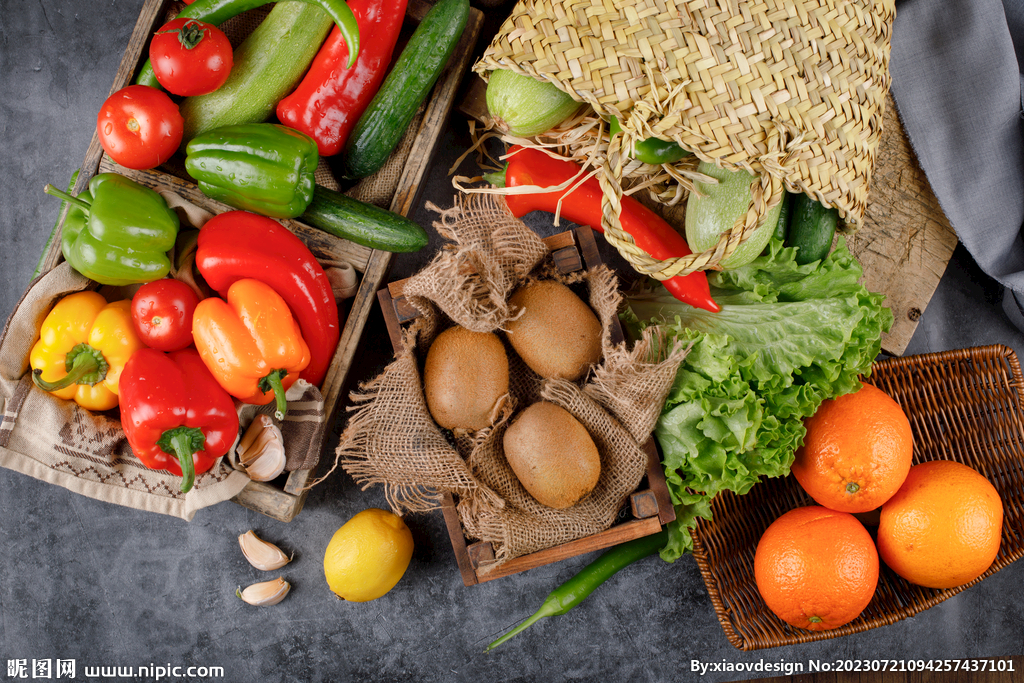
[184,123,319,219]
[486,529,668,652]
[43,173,180,286]
[609,116,691,166]
[773,191,793,244]
[134,0,361,88]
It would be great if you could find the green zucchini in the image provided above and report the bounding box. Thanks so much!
[685,161,783,269]
[773,191,793,244]
[176,2,333,151]
[336,0,470,179]
[786,194,839,265]
[301,186,429,253]
[486,69,580,137]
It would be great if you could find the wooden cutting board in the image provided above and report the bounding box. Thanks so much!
[847,95,959,355]
[458,78,958,356]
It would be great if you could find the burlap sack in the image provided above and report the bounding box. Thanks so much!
[473,0,895,279]
[337,194,687,565]
[0,192,352,520]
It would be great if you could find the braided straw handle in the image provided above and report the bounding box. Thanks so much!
[597,132,786,280]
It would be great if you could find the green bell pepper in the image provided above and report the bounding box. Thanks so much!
[43,173,180,286]
[184,123,318,219]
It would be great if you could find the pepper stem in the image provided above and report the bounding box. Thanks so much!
[43,184,92,214]
[32,343,108,392]
[482,167,507,188]
[157,426,206,493]
[258,369,289,421]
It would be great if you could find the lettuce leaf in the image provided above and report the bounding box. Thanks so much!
[623,238,893,561]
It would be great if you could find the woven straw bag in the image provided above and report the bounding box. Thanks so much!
[473,0,895,279]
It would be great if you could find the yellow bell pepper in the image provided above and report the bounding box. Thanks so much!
[30,291,145,411]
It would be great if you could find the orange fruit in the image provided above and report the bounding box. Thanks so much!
[791,382,913,513]
[754,506,879,631]
[877,460,1003,589]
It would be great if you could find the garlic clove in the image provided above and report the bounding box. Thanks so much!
[237,414,286,481]
[236,577,290,606]
[238,530,292,571]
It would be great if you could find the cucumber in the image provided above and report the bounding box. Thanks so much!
[336,0,470,179]
[786,193,839,265]
[176,2,333,151]
[685,161,783,269]
[773,191,793,243]
[486,69,580,137]
[301,186,429,253]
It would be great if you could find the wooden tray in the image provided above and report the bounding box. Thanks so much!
[692,345,1024,650]
[458,78,958,357]
[377,225,676,585]
[33,0,484,522]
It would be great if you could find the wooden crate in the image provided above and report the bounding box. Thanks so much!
[376,225,676,585]
[34,0,484,522]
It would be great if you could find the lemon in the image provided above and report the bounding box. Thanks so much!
[685,160,782,269]
[323,508,414,602]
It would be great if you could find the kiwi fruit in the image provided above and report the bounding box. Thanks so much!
[505,280,602,381]
[503,401,601,509]
[423,325,509,431]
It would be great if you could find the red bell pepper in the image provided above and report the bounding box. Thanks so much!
[503,146,719,312]
[195,211,340,387]
[119,347,239,493]
[276,0,408,157]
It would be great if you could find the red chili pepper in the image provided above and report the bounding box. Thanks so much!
[276,0,408,157]
[503,146,719,312]
[119,347,239,493]
[195,211,340,387]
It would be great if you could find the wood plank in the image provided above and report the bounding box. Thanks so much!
[440,491,480,587]
[551,246,583,273]
[629,490,660,519]
[230,480,303,522]
[377,288,406,356]
[848,94,959,356]
[474,517,664,583]
[645,437,676,526]
[460,79,958,357]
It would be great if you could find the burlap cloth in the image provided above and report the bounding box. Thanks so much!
[0,194,357,521]
[335,194,687,567]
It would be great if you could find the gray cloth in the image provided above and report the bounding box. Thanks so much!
[889,0,1024,329]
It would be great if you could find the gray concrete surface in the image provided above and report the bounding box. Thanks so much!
[1,2,1022,682]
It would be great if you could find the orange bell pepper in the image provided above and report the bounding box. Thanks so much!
[30,291,146,411]
[192,278,310,420]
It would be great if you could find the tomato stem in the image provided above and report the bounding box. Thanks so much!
[155,19,208,50]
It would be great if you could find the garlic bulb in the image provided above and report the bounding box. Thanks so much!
[237,414,286,482]
[236,578,290,606]
[238,530,292,571]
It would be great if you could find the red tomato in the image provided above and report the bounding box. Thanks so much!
[97,85,183,170]
[150,18,233,97]
[131,279,201,352]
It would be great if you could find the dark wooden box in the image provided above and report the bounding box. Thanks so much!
[377,225,676,585]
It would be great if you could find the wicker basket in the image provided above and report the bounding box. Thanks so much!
[693,345,1024,650]
[473,0,894,280]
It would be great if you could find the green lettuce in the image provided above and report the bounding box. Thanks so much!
[623,238,893,561]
